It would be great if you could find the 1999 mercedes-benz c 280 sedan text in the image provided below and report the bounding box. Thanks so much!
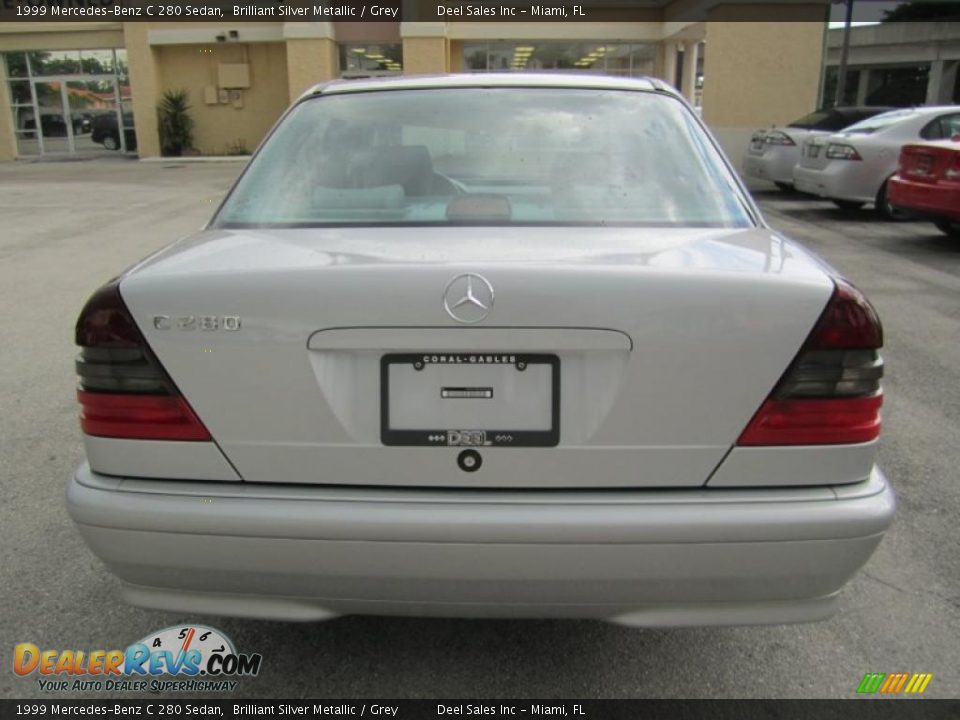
[67,75,895,627]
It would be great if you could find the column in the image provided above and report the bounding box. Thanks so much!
[661,42,678,90]
[123,23,162,159]
[284,23,338,103]
[682,40,699,104]
[401,23,448,75]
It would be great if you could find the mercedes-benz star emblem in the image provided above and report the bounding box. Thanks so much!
[443,273,495,324]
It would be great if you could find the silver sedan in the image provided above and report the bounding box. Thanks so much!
[793,105,960,217]
[68,74,894,627]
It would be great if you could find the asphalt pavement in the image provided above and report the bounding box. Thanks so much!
[0,159,957,700]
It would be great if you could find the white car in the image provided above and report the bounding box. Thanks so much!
[68,74,894,627]
[743,106,893,190]
[793,105,960,217]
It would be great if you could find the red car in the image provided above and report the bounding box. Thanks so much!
[889,138,960,237]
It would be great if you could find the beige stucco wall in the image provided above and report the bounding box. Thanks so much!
[0,23,124,52]
[403,37,449,75]
[702,21,825,128]
[701,14,826,171]
[123,23,161,158]
[285,37,338,102]
[156,41,289,156]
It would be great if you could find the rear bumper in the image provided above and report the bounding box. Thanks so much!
[742,148,800,185]
[888,176,960,223]
[67,463,895,627]
[793,164,877,204]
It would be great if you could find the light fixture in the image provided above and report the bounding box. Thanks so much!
[352,48,366,54]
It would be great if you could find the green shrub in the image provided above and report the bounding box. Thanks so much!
[157,89,194,157]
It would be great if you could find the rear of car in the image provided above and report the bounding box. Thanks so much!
[67,75,894,626]
[889,140,960,236]
[743,107,892,188]
[794,106,960,217]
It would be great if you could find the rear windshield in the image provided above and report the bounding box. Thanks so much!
[842,109,919,135]
[788,109,888,132]
[788,110,835,130]
[214,88,752,228]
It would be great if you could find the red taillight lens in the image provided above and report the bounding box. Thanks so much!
[737,279,883,446]
[75,280,211,441]
[77,391,211,441]
[738,396,882,446]
[807,281,883,350]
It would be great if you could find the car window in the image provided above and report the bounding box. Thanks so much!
[215,88,752,229]
[842,109,920,134]
[788,110,834,130]
[920,113,960,140]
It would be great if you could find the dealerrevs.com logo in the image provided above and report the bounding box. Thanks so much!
[14,625,262,693]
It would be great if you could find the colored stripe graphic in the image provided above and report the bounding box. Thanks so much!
[879,673,909,694]
[904,673,933,694]
[857,672,933,695]
[857,673,886,694]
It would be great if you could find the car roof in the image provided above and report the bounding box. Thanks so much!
[832,106,896,114]
[303,73,668,100]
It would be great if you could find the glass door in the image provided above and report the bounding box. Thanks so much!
[31,80,70,154]
[66,78,123,155]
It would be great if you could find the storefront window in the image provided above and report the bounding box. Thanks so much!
[80,49,115,75]
[28,50,82,75]
[3,48,135,157]
[821,67,860,108]
[4,52,27,78]
[463,42,655,78]
[339,44,402,77]
[866,65,930,107]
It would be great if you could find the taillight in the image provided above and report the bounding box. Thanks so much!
[945,152,960,181]
[75,280,211,441]
[825,143,862,161]
[764,130,796,147]
[738,279,883,446]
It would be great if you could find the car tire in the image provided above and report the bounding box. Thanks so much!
[102,135,119,151]
[874,180,910,221]
[935,221,960,238]
[774,182,794,192]
[832,200,865,211]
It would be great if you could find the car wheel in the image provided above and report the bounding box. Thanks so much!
[934,221,960,238]
[774,182,794,192]
[832,200,865,211]
[102,135,119,151]
[874,180,910,221]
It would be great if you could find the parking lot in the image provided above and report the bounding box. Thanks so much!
[1,158,957,699]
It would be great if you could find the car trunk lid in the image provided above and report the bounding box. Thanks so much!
[118,226,834,489]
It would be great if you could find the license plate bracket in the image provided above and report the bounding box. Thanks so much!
[381,353,560,447]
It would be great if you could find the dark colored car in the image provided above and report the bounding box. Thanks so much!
[91,112,137,152]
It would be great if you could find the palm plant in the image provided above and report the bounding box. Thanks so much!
[157,89,194,156]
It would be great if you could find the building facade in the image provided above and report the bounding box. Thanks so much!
[0,15,830,163]
[822,21,960,109]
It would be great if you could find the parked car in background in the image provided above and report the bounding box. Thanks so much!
[90,111,137,152]
[743,106,894,191]
[67,74,894,627]
[793,106,960,218]
[888,139,960,237]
